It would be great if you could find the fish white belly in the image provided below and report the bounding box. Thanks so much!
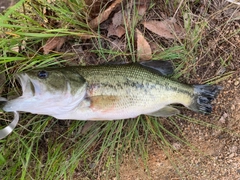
[53,103,167,120]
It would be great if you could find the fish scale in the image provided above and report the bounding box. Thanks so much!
[70,64,194,107]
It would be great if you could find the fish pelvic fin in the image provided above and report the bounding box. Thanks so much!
[188,85,222,114]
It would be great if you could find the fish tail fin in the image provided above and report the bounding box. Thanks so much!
[188,85,222,114]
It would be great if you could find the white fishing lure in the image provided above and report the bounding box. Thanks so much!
[0,97,19,139]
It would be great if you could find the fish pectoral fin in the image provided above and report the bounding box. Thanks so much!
[88,95,121,112]
[146,106,180,117]
[139,60,174,76]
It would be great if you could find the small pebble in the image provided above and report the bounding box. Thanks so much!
[89,163,96,169]
[234,81,239,86]
[228,153,235,158]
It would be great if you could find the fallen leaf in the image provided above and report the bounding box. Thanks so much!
[149,42,160,53]
[43,37,66,54]
[106,0,149,37]
[108,5,130,34]
[107,10,126,37]
[137,0,150,16]
[143,18,185,39]
[107,24,125,38]
[137,4,147,16]
[88,0,123,29]
[112,10,123,27]
[136,28,152,60]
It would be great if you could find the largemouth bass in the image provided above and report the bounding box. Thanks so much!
[0,61,221,138]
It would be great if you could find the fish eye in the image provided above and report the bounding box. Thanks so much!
[38,70,48,79]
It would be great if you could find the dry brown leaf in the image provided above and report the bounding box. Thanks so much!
[107,24,125,38]
[43,37,66,54]
[143,18,185,39]
[107,10,126,37]
[137,0,150,16]
[106,0,149,36]
[149,42,160,53]
[136,28,152,60]
[88,0,123,29]
[138,5,147,16]
[112,10,123,27]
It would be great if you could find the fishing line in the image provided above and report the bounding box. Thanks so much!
[0,111,19,139]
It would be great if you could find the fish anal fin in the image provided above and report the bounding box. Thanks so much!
[146,106,180,117]
[139,60,174,76]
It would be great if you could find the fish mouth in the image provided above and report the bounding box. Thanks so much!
[17,73,41,97]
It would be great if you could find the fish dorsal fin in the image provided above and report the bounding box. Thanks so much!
[146,106,180,117]
[139,60,174,76]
